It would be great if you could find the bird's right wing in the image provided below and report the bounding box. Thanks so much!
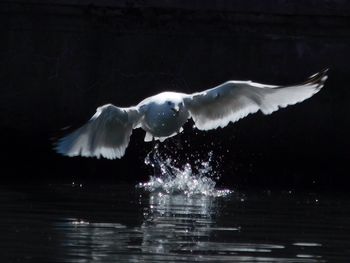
[183,69,328,130]
[55,104,142,159]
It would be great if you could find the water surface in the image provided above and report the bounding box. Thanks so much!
[1,184,350,262]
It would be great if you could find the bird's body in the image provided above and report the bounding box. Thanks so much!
[139,92,189,140]
[56,70,328,159]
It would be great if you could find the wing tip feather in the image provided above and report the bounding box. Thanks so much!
[304,68,329,90]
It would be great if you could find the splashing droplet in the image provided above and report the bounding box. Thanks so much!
[138,145,231,197]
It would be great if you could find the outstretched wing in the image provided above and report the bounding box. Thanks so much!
[183,69,328,130]
[55,104,142,159]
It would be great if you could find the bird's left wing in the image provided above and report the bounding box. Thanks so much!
[55,104,142,159]
[183,69,328,130]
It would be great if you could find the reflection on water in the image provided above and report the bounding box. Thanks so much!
[1,185,350,262]
[58,192,327,262]
[58,193,222,262]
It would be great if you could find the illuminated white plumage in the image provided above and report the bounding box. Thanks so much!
[56,69,328,159]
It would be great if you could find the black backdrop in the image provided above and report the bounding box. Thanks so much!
[1,0,349,190]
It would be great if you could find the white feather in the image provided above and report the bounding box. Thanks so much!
[56,70,328,160]
[184,70,328,130]
[56,104,141,159]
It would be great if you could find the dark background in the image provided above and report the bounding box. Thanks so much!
[1,0,349,190]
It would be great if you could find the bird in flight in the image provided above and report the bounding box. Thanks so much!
[55,69,328,159]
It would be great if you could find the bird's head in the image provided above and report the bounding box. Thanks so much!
[166,100,181,115]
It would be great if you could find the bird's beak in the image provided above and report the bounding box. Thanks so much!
[171,107,180,115]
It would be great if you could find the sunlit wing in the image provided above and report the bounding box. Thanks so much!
[55,104,142,159]
[183,69,328,130]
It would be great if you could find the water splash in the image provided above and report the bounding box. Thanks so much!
[138,144,232,197]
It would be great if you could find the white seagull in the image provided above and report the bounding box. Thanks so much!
[56,69,328,159]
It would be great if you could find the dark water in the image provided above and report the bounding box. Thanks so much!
[1,184,350,262]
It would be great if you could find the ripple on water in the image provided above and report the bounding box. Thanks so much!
[1,185,350,262]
